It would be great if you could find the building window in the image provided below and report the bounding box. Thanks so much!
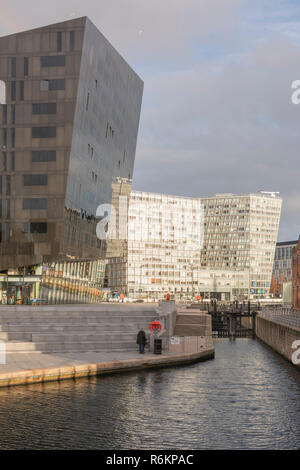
[1,152,6,171]
[11,81,16,101]
[0,80,6,105]
[23,222,47,234]
[20,80,24,100]
[32,127,56,138]
[92,172,98,184]
[6,198,10,218]
[57,32,62,52]
[11,128,15,148]
[6,176,10,195]
[23,174,48,186]
[2,129,7,148]
[2,104,7,125]
[6,222,10,242]
[24,57,29,76]
[40,79,65,91]
[32,103,56,114]
[11,104,15,124]
[70,31,75,51]
[40,56,66,67]
[11,58,16,78]
[22,198,47,210]
[0,177,2,194]
[10,152,15,172]
[32,150,56,162]
[0,200,2,219]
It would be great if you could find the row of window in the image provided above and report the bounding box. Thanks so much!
[0,199,10,218]
[40,55,66,67]
[275,246,294,260]
[57,31,75,52]
[23,174,48,186]
[2,104,15,124]
[40,79,65,91]
[0,222,47,243]
[23,198,47,210]
[8,79,66,101]
[32,127,56,138]
[9,49,71,79]
[10,81,24,101]
[0,222,11,243]
[1,174,48,190]
[32,103,56,114]
[2,102,57,123]
[4,126,56,139]
[1,150,55,169]
[2,128,15,147]
[11,57,28,78]
[0,176,11,195]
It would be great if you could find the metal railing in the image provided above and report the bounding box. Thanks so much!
[259,308,300,329]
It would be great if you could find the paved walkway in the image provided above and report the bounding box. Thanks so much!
[0,347,215,388]
[0,350,156,373]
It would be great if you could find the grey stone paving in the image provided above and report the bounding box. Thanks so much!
[0,349,159,373]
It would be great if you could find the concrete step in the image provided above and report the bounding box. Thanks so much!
[0,316,155,325]
[5,342,39,352]
[34,341,139,353]
[176,314,209,325]
[5,341,140,353]
[173,324,211,336]
[0,307,157,315]
[30,333,139,342]
[0,323,151,333]
[0,304,156,353]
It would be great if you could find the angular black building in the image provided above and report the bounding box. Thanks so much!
[0,17,143,304]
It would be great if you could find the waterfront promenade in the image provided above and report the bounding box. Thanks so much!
[0,347,215,388]
[0,303,214,388]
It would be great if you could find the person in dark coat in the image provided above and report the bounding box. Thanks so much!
[137,328,147,353]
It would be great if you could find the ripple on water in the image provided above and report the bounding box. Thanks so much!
[0,339,299,449]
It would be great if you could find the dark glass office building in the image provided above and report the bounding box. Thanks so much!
[0,17,143,304]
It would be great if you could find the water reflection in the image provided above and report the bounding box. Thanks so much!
[0,339,299,449]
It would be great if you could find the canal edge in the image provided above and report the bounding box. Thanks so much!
[0,349,215,388]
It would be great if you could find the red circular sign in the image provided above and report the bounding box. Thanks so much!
[149,321,162,332]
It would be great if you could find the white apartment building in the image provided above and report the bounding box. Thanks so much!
[105,184,282,301]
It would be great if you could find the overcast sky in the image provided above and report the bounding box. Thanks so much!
[0,0,300,241]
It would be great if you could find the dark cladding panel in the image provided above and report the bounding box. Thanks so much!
[0,16,143,271]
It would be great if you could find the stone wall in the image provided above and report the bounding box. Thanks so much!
[256,315,300,368]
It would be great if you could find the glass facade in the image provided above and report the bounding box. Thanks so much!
[106,186,282,301]
[0,17,143,304]
[0,259,105,305]
[273,240,298,283]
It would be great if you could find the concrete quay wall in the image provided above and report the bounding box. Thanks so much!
[256,315,300,368]
[0,349,215,389]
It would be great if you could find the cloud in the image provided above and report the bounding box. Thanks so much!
[0,0,242,65]
[0,1,23,33]
[133,35,300,240]
[0,0,299,241]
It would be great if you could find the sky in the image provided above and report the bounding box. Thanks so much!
[0,0,300,241]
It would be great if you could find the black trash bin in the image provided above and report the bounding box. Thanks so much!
[154,338,162,355]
